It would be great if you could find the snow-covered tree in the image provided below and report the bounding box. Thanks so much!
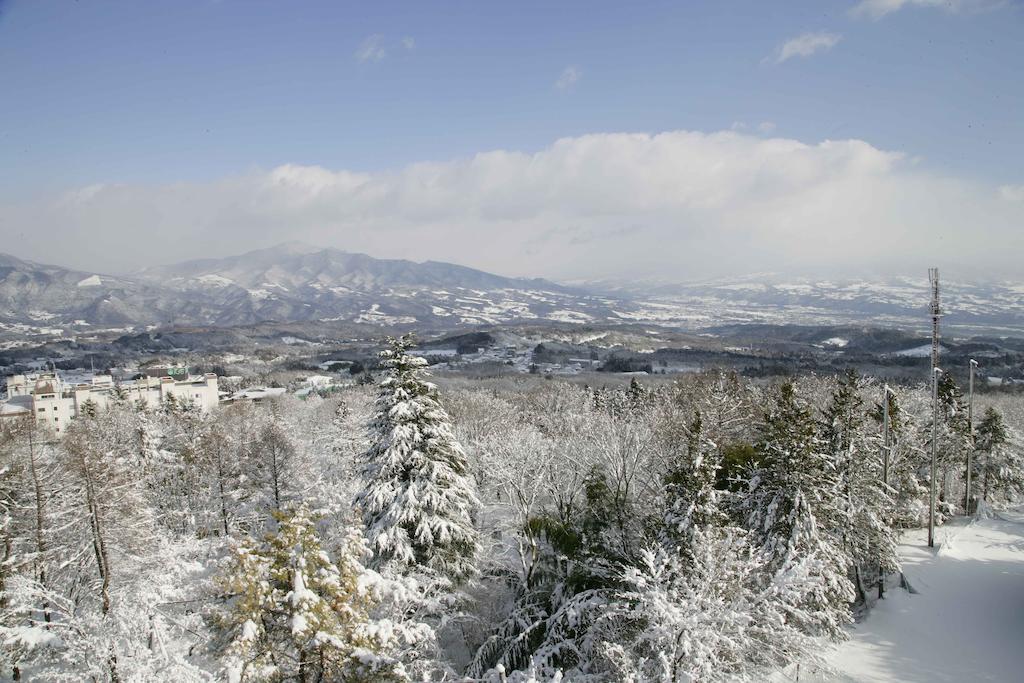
[742,382,854,638]
[975,407,1024,503]
[661,411,725,562]
[599,530,819,682]
[211,504,408,682]
[821,371,899,602]
[356,334,480,581]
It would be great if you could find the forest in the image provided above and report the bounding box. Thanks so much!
[1,335,1022,682]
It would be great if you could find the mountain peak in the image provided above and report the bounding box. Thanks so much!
[267,240,324,256]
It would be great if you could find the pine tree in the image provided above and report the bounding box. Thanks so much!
[821,371,899,603]
[742,382,854,638]
[935,374,972,512]
[356,334,480,581]
[661,411,725,563]
[975,407,1024,503]
[212,504,407,683]
[870,388,929,527]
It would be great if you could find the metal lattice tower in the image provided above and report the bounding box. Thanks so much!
[927,267,942,548]
[929,268,942,372]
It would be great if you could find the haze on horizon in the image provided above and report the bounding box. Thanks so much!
[1,0,1022,283]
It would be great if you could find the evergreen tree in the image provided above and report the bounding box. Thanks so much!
[356,334,480,581]
[870,388,929,527]
[821,371,899,602]
[212,504,407,682]
[661,411,725,562]
[742,382,854,638]
[79,398,99,418]
[975,407,1024,503]
[935,374,972,512]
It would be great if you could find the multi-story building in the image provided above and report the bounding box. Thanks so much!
[2,370,219,434]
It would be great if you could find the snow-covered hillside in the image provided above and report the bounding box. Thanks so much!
[807,508,1024,683]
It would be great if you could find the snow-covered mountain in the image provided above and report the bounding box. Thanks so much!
[2,247,1023,336]
[0,245,617,331]
[0,252,174,327]
[130,242,612,327]
[585,273,1024,333]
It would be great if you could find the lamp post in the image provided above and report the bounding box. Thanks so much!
[966,359,978,514]
[929,367,942,549]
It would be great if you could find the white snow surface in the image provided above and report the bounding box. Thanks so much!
[892,343,947,358]
[807,507,1024,682]
[76,274,103,287]
[195,273,235,287]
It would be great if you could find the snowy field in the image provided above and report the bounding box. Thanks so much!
[804,508,1024,683]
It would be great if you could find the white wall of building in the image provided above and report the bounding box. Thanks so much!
[3,372,220,434]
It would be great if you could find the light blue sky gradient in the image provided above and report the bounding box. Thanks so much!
[3,0,1020,193]
[0,0,1021,278]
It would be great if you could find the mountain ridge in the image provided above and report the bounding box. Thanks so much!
[2,246,1024,337]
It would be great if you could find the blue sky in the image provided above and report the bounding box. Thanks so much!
[0,0,1022,278]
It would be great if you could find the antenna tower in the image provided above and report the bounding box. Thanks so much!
[929,268,941,373]
[927,267,942,548]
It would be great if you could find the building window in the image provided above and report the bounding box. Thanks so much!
[37,408,45,413]
[53,406,58,411]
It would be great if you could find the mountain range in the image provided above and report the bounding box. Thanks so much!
[2,244,1023,338]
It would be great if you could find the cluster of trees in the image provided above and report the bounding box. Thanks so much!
[1,338,1022,681]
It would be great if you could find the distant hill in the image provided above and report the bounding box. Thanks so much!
[1,246,1023,337]
[0,244,613,331]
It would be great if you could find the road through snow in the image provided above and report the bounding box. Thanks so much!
[806,508,1024,683]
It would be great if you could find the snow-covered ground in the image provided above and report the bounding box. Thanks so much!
[805,508,1024,682]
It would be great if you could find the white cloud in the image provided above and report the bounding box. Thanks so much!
[355,34,387,63]
[4,130,1021,280]
[758,121,777,134]
[401,36,416,50]
[774,32,842,63]
[850,0,1005,20]
[999,184,1024,202]
[555,65,581,90]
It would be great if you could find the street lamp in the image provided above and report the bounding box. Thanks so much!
[966,359,978,514]
[929,367,942,549]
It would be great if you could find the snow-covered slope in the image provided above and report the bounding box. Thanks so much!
[0,252,174,326]
[3,246,1024,334]
[806,508,1024,682]
[130,243,614,326]
[588,273,1024,332]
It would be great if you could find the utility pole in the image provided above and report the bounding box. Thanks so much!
[878,383,893,599]
[966,358,978,514]
[929,368,941,548]
[882,384,893,487]
[928,268,942,549]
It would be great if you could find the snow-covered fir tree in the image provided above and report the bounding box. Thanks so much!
[975,407,1024,503]
[211,503,408,682]
[742,381,855,638]
[661,411,725,560]
[356,334,481,581]
[821,371,900,602]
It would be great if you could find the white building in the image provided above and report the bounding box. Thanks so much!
[2,371,219,434]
